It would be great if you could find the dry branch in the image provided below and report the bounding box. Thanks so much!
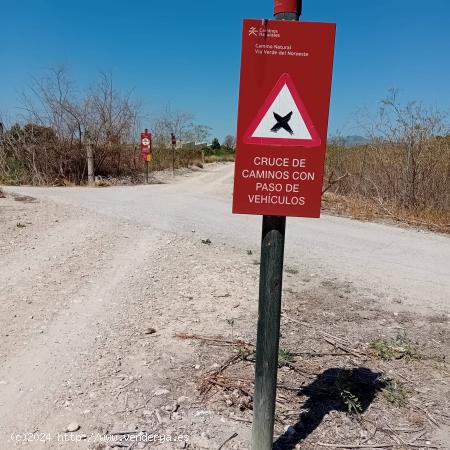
[175,333,254,348]
[317,443,393,449]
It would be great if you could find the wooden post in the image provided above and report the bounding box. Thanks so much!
[250,2,301,449]
[172,143,175,176]
[86,136,95,186]
[251,216,286,450]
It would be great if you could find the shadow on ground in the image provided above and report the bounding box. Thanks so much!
[273,367,386,450]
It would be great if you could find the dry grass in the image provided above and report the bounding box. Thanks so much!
[322,192,450,234]
[323,136,450,233]
[323,102,449,233]
[205,154,235,163]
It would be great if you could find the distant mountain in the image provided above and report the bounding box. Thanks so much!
[329,135,371,147]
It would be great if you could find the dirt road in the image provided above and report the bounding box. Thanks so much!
[4,164,449,312]
[1,163,449,449]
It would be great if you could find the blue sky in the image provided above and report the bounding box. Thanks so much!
[1,0,449,141]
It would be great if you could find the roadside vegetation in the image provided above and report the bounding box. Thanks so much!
[0,68,234,186]
[324,92,449,233]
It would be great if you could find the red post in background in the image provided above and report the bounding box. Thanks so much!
[141,129,152,184]
[140,129,152,161]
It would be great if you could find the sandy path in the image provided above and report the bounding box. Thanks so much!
[4,163,449,313]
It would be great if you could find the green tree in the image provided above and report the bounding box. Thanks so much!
[211,137,221,150]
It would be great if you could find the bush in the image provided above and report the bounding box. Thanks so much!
[324,94,449,226]
[325,137,449,212]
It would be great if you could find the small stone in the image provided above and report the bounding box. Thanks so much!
[144,327,156,335]
[154,388,170,396]
[66,422,80,432]
[163,401,178,412]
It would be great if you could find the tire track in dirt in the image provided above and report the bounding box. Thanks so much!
[0,213,136,361]
[0,205,164,447]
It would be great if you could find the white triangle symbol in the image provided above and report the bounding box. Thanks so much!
[251,83,312,140]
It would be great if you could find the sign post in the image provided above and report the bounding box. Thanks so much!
[86,134,95,186]
[171,133,176,176]
[232,2,335,449]
[140,129,152,184]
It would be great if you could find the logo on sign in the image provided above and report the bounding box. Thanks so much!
[142,138,150,146]
[244,73,321,147]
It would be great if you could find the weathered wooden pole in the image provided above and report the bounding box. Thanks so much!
[86,132,95,186]
[251,2,301,449]
[171,133,176,176]
[172,143,175,175]
[252,215,286,450]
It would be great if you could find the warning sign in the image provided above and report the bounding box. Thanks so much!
[233,19,336,218]
[244,73,320,147]
[140,130,152,162]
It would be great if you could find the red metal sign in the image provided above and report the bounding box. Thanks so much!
[233,19,335,218]
[140,129,152,161]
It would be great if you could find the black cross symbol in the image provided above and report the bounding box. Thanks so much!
[271,111,293,135]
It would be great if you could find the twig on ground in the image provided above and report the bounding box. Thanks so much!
[227,415,252,424]
[282,313,359,351]
[200,354,242,398]
[291,351,350,357]
[384,423,407,445]
[116,379,138,390]
[322,336,365,358]
[176,333,254,348]
[404,444,437,449]
[317,443,393,448]
[217,432,238,450]
[407,430,427,444]
[413,405,440,427]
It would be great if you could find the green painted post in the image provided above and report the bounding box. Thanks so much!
[251,215,286,450]
[250,2,301,449]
